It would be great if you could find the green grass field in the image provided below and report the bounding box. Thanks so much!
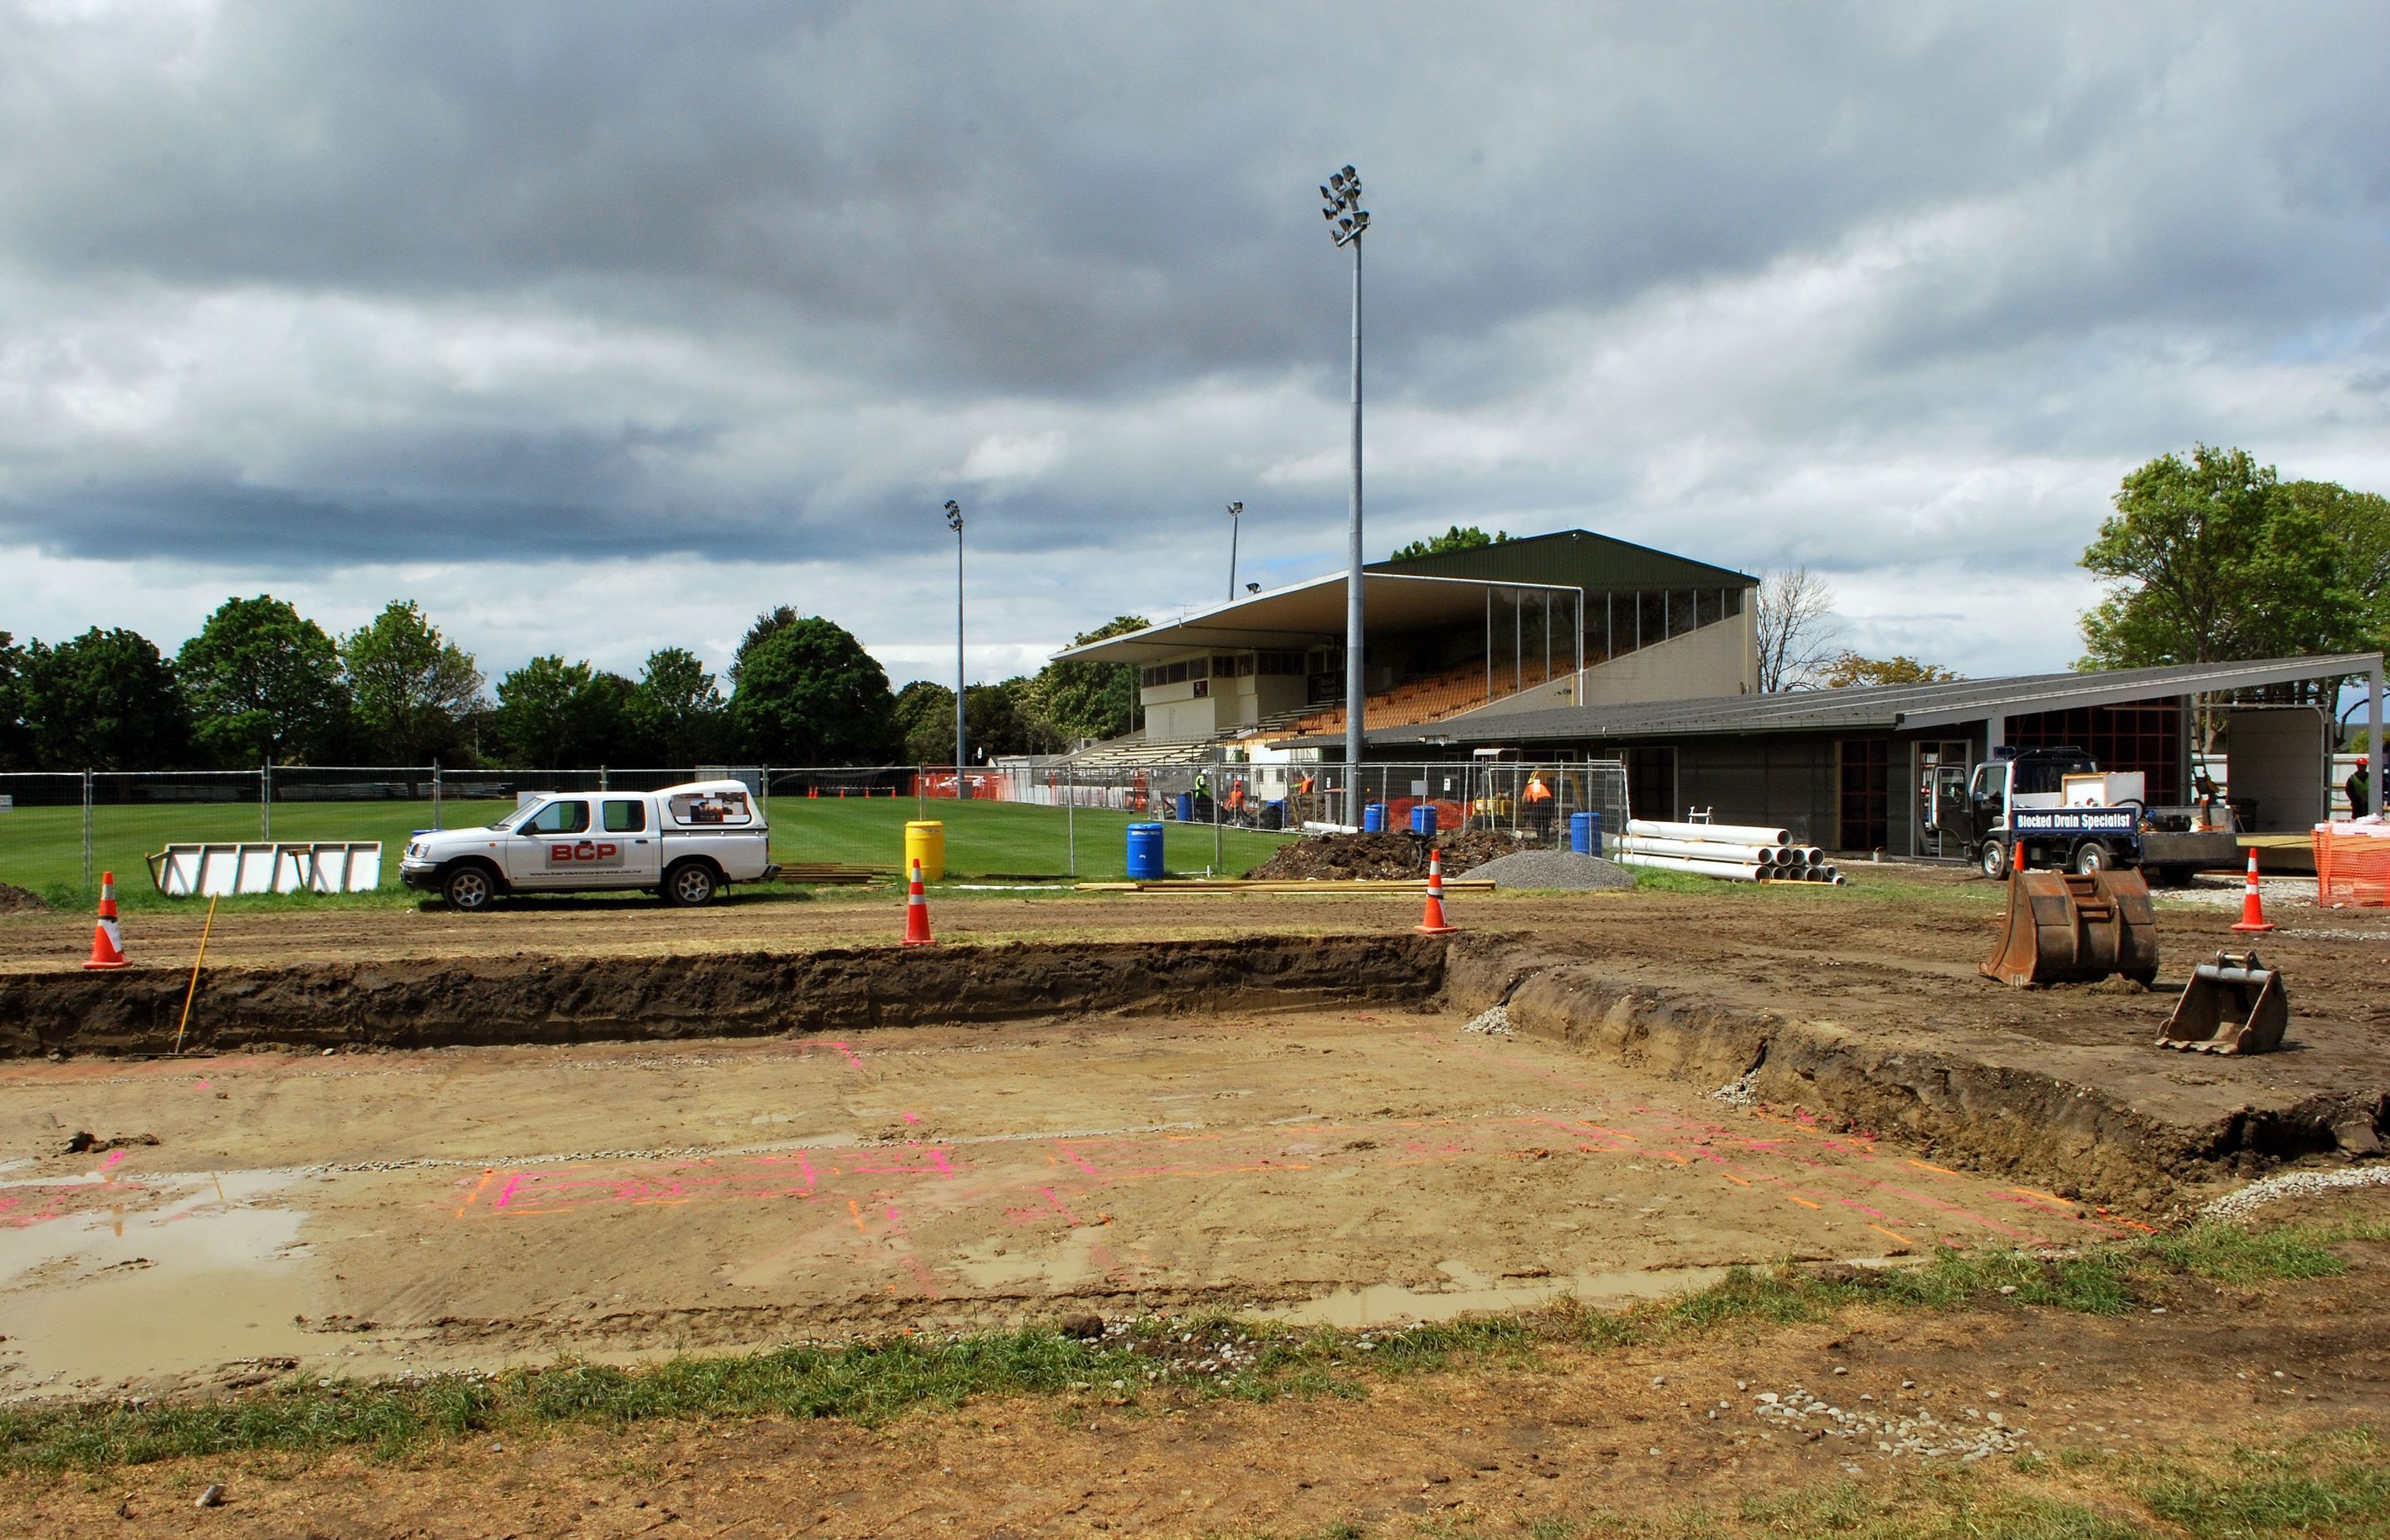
[0,795,1294,904]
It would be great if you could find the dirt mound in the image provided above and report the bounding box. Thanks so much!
[1243,830,1526,881]
[0,883,49,914]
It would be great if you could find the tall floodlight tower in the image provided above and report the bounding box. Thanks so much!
[944,499,967,797]
[1226,501,1244,600]
[1320,166,1370,821]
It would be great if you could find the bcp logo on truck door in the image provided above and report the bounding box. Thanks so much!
[547,840,624,868]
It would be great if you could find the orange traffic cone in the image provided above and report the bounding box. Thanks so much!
[901,858,935,947]
[2231,848,2275,933]
[83,870,128,970]
[1415,849,1457,935]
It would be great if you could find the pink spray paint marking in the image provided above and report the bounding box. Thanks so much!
[832,1040,866,1070]
[902,1111,921,1124]
[99,1150,127,1173]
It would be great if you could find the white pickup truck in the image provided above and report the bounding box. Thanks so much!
[399,780,778,910]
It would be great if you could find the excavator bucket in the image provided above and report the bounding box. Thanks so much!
[1979,867,2160,987]
[2158,951,2288,1055]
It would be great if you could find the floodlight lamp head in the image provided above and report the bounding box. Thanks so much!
[1227,501,1242,516]
[943,498,963,531]
[1342,164,1355,179]
[1246,582,1261,594]
[1329,171,1345,190]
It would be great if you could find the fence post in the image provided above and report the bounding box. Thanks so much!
[1212,763,1222,873]
[432,760,443,831]
[600,765,609,793]
[261,760,272,842]
[1066,763,1076,879]
[81,770,94,892]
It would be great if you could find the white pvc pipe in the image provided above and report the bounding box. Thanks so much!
[1628,817,1791,846]
[1612,835,1779,863]
[1613,851,1764,881]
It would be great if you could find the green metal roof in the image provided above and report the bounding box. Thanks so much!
[1368,529,1756,592]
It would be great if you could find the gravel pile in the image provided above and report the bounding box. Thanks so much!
[1459,849,1635,891]
[1751,1384,2031,1463]
[2203,1165,2390,1222]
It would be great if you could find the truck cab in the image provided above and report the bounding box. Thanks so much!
[1929,747,2144,880]
[399,779,778,910]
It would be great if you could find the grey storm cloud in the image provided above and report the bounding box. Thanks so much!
[0,0,2387,675]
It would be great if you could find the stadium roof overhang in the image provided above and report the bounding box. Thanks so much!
[1053,573,1585,666]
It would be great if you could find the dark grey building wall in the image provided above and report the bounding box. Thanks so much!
[1678,736,1837,846]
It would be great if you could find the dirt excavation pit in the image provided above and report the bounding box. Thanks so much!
[0,1005,2133,1401]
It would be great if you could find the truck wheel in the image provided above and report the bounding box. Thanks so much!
[2071,841,2111,875]
[442,863,498,912]
[1980,840,2010,880]
[662,860,718,908]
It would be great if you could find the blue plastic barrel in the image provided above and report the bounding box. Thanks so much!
[1410,803,1437,836]
[1569,811,1593,854]
[1585,811,1605,856]
[1175,792,1193,823]
[1125,822,1166,880]
[1363,803,1387,833]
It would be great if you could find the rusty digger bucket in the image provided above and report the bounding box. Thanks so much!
[1980,866,2160,987]
[2157,951,2289,1055]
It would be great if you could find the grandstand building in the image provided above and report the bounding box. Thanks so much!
[1052,529,1757,765]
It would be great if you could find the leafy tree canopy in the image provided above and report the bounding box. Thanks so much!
[2079,446,2380,685]
[625,646,725,766]
[493,655,632,768]
[176,595,351,765]
[0,632,30,772]
[730,616,899,764]
[339,601,485,763]
[1390,525,1508,562]
[1823,652,1961,689]
[728,605,802,688]
[22,628,193,769]
[895,680,958,766]
[1027,614,1150,746]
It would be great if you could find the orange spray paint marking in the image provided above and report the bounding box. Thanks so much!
[847,1198,868,1233]
[453,1168,497,1220]
[1785,1193,1822,1211]
[1870,1223,1914,1247]
[1906,1157,1959,1176]
[2011,1185,2071,1207]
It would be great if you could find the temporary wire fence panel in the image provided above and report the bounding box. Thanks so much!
[2314,825,2390,908]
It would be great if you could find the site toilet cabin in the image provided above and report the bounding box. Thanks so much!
[1125,822,1166,880]
[905,821,946,883]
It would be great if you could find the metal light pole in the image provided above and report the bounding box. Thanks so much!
[1321,166,1370,824]
[944,499,968,799]
[1226,501,1243,601]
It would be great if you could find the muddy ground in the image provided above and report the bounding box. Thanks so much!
[0,1005,2128,1401]
[7,1188,2387,1538]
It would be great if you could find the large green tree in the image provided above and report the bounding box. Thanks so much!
[2079,447,2382,714]
[1026,614,1149,745]
[727,604,801,688]
[625,646,726,766]
[730,616,899,764]
[1823,652,1960,689]
[22,628,193,769]
[1389,525,1508,562]
[895,680,958,765]
[492,655,632,768]
[0,632,30,771]
[175,595,351,765]
[339,601,486,763]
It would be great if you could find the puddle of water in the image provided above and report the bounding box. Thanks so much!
[1276,1257,1732,1328]
[0,1169,311,1393]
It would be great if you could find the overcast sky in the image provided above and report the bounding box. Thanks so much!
[3,1,2387,691]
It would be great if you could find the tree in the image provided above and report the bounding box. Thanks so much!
[21,628,193,768]
[727,605,801,688]
[340,602,486,763]
[1753,567,1839,692]
[625,647,725,765]
[492,655,631,768]
[1027,614,1150,745]
[0,632,30,771]
[1390,525,1508,562]
[1823,652,1961,689]
[894,680,958,765]
[175,595,351,765]
[2078,448,2383,731]
[729,616,900,764]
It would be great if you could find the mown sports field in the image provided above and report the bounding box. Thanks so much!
[0,795,1296,906]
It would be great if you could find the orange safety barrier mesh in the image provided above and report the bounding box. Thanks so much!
[2314,825,2390,909]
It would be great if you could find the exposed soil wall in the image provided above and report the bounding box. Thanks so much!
[1442,934,2386,1212]
[0,934,1448,1059]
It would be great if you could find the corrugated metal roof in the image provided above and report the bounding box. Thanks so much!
[1310,653,2383,748]
[1368,529,1756,591]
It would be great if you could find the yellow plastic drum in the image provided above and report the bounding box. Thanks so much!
[905,821,947,883]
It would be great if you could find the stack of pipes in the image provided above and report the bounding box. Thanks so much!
[1612,818,1846,885]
